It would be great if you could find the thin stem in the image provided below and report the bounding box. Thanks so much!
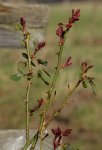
[45,39,65,112]
[25,37,32,73]
[45,85,77,128]
[22,131,39,150]
[38,36,66,150]
[22,84,78,150]
[25,36,32,141]
[30,131,39,150]
[50,91,56,116]
[48,45,64,100]
[25,80,31,141]
[37,40,65,149]
[40,130,43,150]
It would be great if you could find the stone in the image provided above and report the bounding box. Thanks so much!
[0,3,49,48]
[0,130,53,150]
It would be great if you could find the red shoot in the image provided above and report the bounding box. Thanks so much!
[20,17,26,32]
[60,56,72,69]
[51,127,72,150]
[37,42,46,51]
[56,9,80,46]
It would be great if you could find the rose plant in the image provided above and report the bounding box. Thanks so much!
[10,9,95,150]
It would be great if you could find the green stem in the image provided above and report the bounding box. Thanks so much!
[38,41,65,149]
[46,39,65,110]
[45,85,77,128]
[23,44,64,149]
[40,130,43,150]
[26,39,32,73]
[49,46,63,97]
[25,81,31,141]
[22,84,78,150]
[25,37,32,141]
[22,131,39,150]
[30,131,39,150]
[38,37,66,150]
[23,31,68,149]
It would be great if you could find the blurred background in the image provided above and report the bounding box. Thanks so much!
[0,0,102,150]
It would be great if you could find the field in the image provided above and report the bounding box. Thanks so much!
[0,2,102,150]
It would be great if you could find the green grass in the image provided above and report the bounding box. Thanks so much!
[0,2,102,149]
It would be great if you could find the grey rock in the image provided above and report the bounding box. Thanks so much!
[0,28,46,48]
[0,130,53,150]
[0,3,49,28]
[0,3,49,48]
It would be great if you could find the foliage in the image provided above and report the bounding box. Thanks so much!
[10,9,95,150]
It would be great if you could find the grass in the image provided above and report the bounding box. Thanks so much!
[0,2,102,149]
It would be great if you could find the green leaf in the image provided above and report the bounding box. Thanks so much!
[31,61,36,67]
[42,69,51,77]
[30,132,39,150]
[10,74,21,81]
[17,61,27,75]
[15,23,22,31]
[41,78,49,85]
[88,78,96,87]
[40,76,49,85]
[82,81,87,88]
[89,82,96,95]
[37,70,42,78]
[37,70,49,85]
[37,59,48,66]
[22,53,28,59]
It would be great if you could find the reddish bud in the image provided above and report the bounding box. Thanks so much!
[52,127,72,150]
[81,61,88,68]
[60,56,72,69]
[51,127,62,138]
[66,56,72,66]
[62,129,72,136]
[81,61,93,74]
[29,98,43,116]
[56,9,80,46]
[56,25,64,37]
[66,22,72,29]
[72,9,80,22]
[20,17,26,31]
[38,99,43,108]
[35,42,45,53]
[66,9,80,29]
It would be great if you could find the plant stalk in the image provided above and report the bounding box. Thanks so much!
[40,130,43,150]
[45,85,77,128]
[22,83,78,150]
[38,36,66,149]
[25,80,31,141]
[22,131,39,150]
[25,37,32,141]
[46,38,65,111]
